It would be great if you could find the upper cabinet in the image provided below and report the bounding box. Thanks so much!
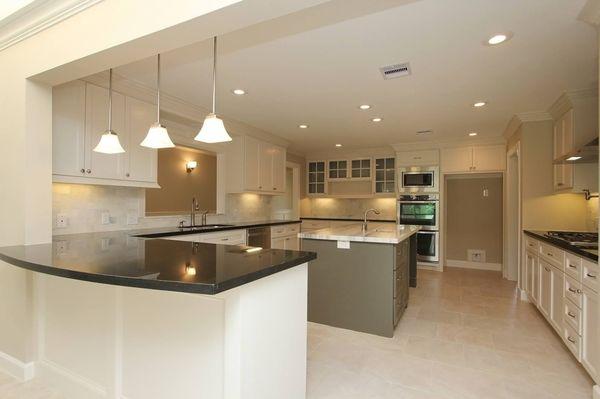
[53,81,159,188]
[374,157,396,194]
[396,150,439,167]
[307,161,327,195]
[550,90,598,193]
[225,135,286,195]
[441,145,505,173]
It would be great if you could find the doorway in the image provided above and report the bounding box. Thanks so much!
[505,143,521,284]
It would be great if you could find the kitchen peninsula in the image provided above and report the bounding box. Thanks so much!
[0,227,315,399]
[299,223,419,337]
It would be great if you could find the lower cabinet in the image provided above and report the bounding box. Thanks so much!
[271,224,300,250]
[582,286,599,382]
[523,233,599,385]
[163,229,247,245]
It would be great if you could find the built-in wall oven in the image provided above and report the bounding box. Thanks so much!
[398,166,439,193]
[397,194,439,263]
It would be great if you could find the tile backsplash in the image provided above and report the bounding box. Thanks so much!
[300,197,397,220]
[52,184,290,235]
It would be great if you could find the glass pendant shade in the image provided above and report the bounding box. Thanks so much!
[94,130,125,154]
[195,113,232,143]
[141,123,175,148]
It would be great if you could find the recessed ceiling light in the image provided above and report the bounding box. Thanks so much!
[486,33,512,46]
[359,104,371,110]
[473,101,487,108]
[371,117,383,123]
[469,132,478,137]
[232,89,246,95]
[298,124,309,129]
[335,144,342,147]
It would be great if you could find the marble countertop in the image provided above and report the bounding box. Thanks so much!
[130,219,301,238]
[0,230,316,295]
[298,222,420,244]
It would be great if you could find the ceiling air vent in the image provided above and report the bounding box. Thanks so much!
[380,62,411,80]
[416,130,432,136]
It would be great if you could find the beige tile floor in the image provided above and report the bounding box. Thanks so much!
[0,268,594,398]
[307,267,595,399]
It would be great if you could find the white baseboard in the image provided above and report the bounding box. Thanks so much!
[446,259,502,271]
[519,288,529,302]
[593,385,599,399]
[36,359,107,399]
[0,350,35,381]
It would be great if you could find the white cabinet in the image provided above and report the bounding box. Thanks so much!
[582,286,599,382]
[441,145,505,173]
[539,260,552,318]
[52,81,159,188]
[225,136,286,195]
[396,150,439,166]
[164,229,247,245]
[550,265,564,332]
[307,161,327,195]
[270,223,300,250]
[525,250,536,301]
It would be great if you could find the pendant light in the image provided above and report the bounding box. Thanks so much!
[141,54,175,148]
[195,36,232,143]
[93,69,126,154]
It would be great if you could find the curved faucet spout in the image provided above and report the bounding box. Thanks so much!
[362,208,381,234]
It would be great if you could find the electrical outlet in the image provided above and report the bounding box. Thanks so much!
[101,212,111,225]
[55,240,68,255]
[337,240,351,249]
[126,212,139,225]
[56,213,68,228]
[468,249,486,263]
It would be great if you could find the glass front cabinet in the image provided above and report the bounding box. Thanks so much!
[307,161,326,195]
[374,157,396,194]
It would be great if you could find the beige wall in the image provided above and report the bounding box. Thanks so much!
[516,120,594,231]
[146,146,217,216]
[301,197,397,220]
[446,176,503,263]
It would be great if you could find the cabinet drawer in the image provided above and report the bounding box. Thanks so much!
[196,229,247,245]
[565,253,583,281]
[582,259,598,292]
[271,223,301,238]
[564,299,582,334]
[565,275,583,309]
[563,323,582,361]
[286,223,300,235]
[539,242,564,268]
[396,150,439,166]
[524,236,539,253]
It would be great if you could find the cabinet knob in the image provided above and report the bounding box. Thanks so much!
[567,311,576,318]
[80,168,85,174]
[544,267,550,272]
[567,336,576,343]
[86,169,91,174]
[259,186,262,189]
[126,173,130,177]
[273,187,277,190]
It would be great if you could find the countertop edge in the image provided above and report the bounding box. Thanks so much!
[300,217,396,223]
[0,249,317,295]
[523,230,598,262]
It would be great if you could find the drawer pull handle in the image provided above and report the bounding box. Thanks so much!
[568,264,577,269]
[567,336,576,344]
[221,238,229,241]
[545,267,550,272]
[568,288,578,293]
[567,311,576,318]
[587,273,597,279]
[546,253,553,257]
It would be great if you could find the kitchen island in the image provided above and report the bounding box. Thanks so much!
[299,223,419,337]
[0,230,316,399]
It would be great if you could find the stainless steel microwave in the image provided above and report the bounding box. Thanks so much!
[398,166,439,193]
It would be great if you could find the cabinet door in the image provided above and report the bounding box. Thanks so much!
[532,256,540,305]
[539,260,552,318]
[271,237,286,250]
[52,81,86,177]
[259,142,273,192]
[472,145,506,172]
[554,164,574,191]
[307,161,326,195]
[550,266,564,332]
[244,136,261,191]
[85,83,127,179]
[582,286,599,382]
[441,147,472,173]
[562,109,574,154]
[525,251,535,299]
[284,236,300,251]
[124,97,157,182]
[271,145,286,192]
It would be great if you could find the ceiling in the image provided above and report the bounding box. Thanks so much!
[115,0,598,154]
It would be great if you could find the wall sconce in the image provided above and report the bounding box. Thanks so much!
[186,161,197,173]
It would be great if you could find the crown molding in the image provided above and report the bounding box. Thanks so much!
[391,136,505,152]
[81,71,291,148]
[548,87,599,119]
[0,0,104,52]
[579,0,600,27]
[502,111,553,139]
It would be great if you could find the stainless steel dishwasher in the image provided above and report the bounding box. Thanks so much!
[247,227,271,249]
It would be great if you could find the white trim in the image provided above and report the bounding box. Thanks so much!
[52,174,161,188]
[516,111,552,122]
[0,0,104,52]
[548,87,599,119]
[446,259,502,271]
[390,136,505,152]
[0,351,35,381]
[593,385,600,399]
[36,358,107,399]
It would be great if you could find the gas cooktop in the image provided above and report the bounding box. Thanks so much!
[544,231,598,249]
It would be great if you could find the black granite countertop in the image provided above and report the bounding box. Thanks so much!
[524,230,598,262]
[0,230,316,294]
[131,219,301,238]
[301,217,396,223]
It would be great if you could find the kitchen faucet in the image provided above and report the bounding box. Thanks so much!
[201,210,209,226]
[191,197,200,226]
[362,208,381,234]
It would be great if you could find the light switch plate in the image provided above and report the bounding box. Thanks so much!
[126,212,139,225]
[56,213,68,228]
[337,240,351,249]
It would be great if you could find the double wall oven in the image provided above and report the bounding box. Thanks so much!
[397,193,439,263]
